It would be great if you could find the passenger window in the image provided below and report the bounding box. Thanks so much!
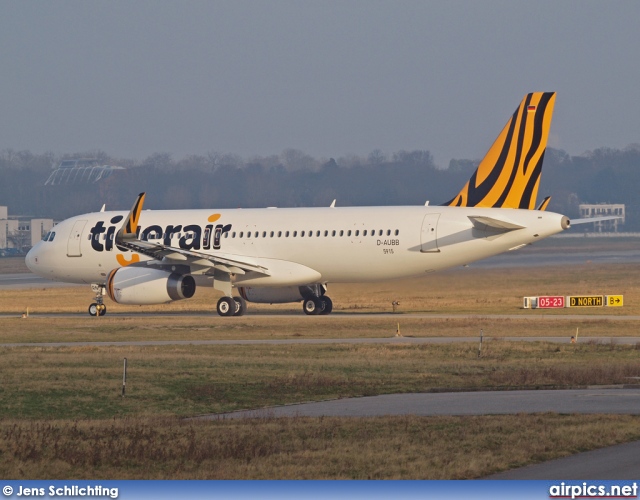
[332,230,336,237]
[278,231,282,237]
[379,230,383,236]
[324,230,328,237]
[232,232,236,238]
[363,230,367,236]
[293,231,297,237]
[224,232,229,238]
[301,231,305,237]
[395,229,399,236]
[355,230,359,236]
[339,230,344,237]
[387,230,391,236]
[270,231,274,237]
[247,232,251,238]
[317,231,321,237]
[347,230,352,237]
[262,231,267,238]
[285,231,290,237]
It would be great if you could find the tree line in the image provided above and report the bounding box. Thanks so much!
[1,145,639,230]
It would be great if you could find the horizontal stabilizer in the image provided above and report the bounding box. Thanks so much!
[569,216,623,226]
[468,215,525,232]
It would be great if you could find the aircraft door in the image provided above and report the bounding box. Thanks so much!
[67,220,87,257]
[420,213,440,253]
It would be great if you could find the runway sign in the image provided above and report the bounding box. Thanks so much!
[568,295,603,307]
[605,295,624,307]
[537,296,565,308]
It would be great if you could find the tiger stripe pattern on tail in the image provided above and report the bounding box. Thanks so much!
[443,92,556,209]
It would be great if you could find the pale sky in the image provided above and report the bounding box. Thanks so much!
[1,1,639,167]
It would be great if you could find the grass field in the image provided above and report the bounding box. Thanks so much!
[1,339,639,478]
[1,248,640,479]
[2,341,639,419]
[2,414,639,479]
[2,261,639,317]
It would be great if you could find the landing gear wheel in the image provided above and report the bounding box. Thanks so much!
[89,303,107,317]
[217,296,235,317]
[89,284,107,317]
[233,296,247,316]
[89,303,98,317]
[319,296,333,315]
[303,297,325,315]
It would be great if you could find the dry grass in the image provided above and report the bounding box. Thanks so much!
[2,314,640,344]
[1,342,638,420]
[2,262,639,317]
[2,251,640,479]
[1,414,639,479]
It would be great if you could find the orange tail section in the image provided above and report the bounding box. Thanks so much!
[443,92,556,209]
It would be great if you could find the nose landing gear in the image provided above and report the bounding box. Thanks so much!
[89,283,107,317]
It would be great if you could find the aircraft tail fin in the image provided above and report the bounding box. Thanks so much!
[443,92,556,209]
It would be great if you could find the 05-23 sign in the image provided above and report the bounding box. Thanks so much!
[538,296,565,308]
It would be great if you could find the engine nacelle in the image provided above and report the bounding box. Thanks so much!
[107,267,196,305]
[238,286,313,304]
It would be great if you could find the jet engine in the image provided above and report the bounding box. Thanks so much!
[107,267,196,305]
[238,286,317,304]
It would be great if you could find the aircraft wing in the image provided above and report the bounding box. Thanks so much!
[115,193,270,276]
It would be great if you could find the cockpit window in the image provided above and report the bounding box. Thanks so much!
[42,231,56,242]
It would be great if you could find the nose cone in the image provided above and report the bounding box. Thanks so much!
[25,244,40,273]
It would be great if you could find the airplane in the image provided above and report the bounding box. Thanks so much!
[25,92,599,317]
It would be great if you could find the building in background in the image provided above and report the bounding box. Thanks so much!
[44,158,125,186]
[578,203,625,232]
[0,206,54,255]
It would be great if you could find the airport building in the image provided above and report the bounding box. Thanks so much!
[0,206,54,255]
[578,203,625,232]
[44,158,125,185]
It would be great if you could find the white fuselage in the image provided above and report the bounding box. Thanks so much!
[26,205,567,287]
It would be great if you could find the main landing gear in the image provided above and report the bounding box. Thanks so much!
[89,284,107,317]
[216,296,247,317]
[302,295,333,315]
